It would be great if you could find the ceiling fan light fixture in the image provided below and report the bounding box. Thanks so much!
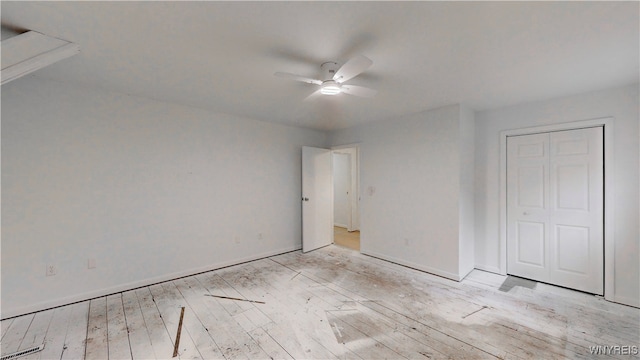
[275,55,375,99]
[320,80,341,95]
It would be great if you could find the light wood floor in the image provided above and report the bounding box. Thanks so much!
[334,226,360,251]
[2,245,638,359]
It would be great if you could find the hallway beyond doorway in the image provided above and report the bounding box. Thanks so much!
[334,226,360,251]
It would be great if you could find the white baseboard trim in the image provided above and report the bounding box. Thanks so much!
[474,264,502,275]
[459,265,474,281]
[1,246,301,320]
[334,223,348,229]
[612,294,640,309]
[473,265,638,308]
[362,250,462,281]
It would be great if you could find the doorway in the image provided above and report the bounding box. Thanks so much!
[506,126,604,295]
[332,146,360,251]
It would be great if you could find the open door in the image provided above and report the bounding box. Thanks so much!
[302,146,333,253]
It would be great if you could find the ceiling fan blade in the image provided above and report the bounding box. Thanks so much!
[274,72,322,85]
[340,85,377,98]
[333,55,373,83]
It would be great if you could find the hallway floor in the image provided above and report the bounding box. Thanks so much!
[333,226,359,251]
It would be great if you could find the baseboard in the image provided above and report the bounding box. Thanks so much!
[1,246,301,320]
[474,264,502,275]
[334,223,348,229]
[459,265,474,281]
[612,294,640,309]
[472,266,639,309]
[361,250,462,281]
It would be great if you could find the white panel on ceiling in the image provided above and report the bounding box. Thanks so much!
[1,31,80,85]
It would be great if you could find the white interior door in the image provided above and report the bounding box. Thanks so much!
[507,127,603,294]
[302,146,333,253]
[549,128,603,294]
[507,133,550,282]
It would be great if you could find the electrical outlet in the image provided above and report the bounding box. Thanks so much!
[88,258,96,269]
[46,264,57,276]
[258,233,263,240]
[234,236,240,244]
[404,238,409,246]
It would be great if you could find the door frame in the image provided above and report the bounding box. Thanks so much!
[332,143,361,233]
[499,117,614,301]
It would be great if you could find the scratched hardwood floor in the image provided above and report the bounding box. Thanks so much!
[2,245,639,359]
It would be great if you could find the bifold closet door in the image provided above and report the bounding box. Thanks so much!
[507,127,603,295]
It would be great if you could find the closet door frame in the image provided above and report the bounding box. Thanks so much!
[499,117,614,301]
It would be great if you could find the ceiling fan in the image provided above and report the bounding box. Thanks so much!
[274,54,377,98]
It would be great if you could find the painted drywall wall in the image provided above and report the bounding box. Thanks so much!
[474,83,640,307]
[1,75,327,318]
[459,106,475,278]
[333,152,350,228]
[329,105,468,280]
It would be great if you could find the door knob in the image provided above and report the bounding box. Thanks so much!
[523,211,530,215]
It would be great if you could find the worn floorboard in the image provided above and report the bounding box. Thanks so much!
[2,245,638,359]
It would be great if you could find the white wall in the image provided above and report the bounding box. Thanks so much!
[459,105,475,278]
[329,104,471,280]
[332,153,350,228]
[474,83,639,307]
[4,76,635,318]
[1,76,327,318]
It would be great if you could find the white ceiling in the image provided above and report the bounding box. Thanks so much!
[2,2,638,131]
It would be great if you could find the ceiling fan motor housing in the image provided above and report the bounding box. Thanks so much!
[319,62,341,95]
[320,61,339,81]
